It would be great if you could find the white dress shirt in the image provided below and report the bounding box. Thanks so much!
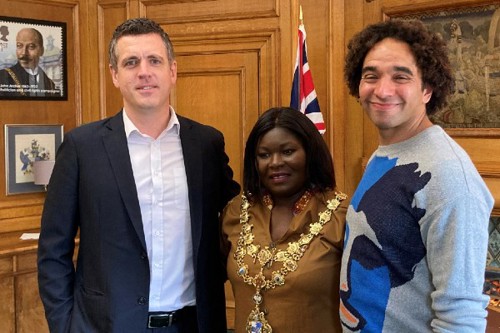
[123,109,196,312]
[24,67,45,95]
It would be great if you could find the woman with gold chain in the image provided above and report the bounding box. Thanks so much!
[222,107,348,332]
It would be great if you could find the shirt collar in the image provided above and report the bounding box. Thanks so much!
[23,67,39,76]
[123,106,180,138]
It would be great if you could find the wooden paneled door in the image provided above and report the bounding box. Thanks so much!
[173,41,266,182]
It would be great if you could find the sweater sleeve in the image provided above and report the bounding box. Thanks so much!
[424,194,491,333]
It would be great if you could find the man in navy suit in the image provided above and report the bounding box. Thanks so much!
[37,18,240,333]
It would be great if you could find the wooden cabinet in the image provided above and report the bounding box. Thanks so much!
[0,232,48,333]
[0,233,79,333]
[0,272,15,332]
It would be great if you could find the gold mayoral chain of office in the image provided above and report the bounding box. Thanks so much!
[235,191,347,333]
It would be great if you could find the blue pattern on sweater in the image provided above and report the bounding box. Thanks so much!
[341,156,430,332]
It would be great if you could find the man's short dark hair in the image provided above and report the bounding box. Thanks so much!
[108,18,175,70]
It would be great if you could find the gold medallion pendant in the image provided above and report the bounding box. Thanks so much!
[247,310,272,332]
[235,192,347,333]
[246,292,272,333]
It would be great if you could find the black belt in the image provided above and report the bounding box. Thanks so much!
[147,306,196,328]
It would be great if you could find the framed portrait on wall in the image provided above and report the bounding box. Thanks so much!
[0,16,67,100]
[4,124,63,195]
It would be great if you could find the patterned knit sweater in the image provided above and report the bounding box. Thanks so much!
[340,125,494,332]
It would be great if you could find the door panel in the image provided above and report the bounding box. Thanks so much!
[174,52,260,184]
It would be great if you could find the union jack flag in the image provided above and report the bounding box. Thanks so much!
[290,23,326,134]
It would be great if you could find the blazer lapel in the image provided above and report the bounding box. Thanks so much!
[102,111,147,251]
[179,116,203,257]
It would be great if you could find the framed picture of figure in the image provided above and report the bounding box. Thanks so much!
[4,124,63,194]
[0,16,67,100]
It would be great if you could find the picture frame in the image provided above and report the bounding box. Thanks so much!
[487,215,500,268]
[392,4,500,137]
[486,215,500,313]
[4,124,63,195]
[0,16,67,100]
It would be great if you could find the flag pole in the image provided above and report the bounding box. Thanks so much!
[297,5,303,111]
[289,4,326,134]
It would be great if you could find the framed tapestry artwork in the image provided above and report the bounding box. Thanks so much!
[393,4,500,136]
[0,16,67,100]
[4,124,63,195]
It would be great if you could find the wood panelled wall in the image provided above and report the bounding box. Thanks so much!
[1,0,495,238]
[0,0,498,331]
[0,0,80,236]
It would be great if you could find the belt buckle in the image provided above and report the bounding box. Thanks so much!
[148,312,174,328]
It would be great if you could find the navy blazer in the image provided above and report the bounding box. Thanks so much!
[38,111,240,333]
